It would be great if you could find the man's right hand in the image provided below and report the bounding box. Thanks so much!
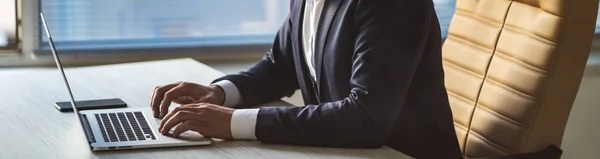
[151,81,226,118]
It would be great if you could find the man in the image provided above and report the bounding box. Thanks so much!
[151,0,461,158]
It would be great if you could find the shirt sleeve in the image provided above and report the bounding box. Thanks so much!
[213,80,257,140]
[212,80,242,107]
[230,109,259,140]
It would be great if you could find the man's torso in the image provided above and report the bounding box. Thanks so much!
[291,0,461,158]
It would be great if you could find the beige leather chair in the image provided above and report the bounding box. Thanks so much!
[442,0,599,158]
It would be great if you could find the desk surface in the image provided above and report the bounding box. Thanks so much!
[0,58,410,159]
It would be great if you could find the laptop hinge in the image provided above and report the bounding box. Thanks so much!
[80,114,96,143]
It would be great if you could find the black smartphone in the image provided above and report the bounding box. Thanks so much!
[54,98,127,112]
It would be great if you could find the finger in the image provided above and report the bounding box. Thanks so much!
[159,110,199,135]
[151,82,181,117]
[171,121,191,137]
[172,120,204,137]
[159,106,202,130]
[152,83,181,116]
[160,83,190,118]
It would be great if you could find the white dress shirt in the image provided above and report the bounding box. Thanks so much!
[214,0,324,140]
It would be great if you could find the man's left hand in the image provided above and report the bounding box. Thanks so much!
[158,103,235,140]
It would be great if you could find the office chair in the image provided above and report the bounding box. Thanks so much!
[441,0,599,158]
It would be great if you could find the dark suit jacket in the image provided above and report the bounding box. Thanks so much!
[214,0,461,158]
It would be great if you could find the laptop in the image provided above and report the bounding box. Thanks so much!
[40,13,212,151]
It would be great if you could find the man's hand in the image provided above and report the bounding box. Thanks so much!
[151,81,226,118]
[158,103,234,140]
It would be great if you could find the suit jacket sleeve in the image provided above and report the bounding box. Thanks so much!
[212,15,299,108]
[255,1,435,148]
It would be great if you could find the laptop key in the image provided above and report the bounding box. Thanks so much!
[100,113,118,142]
[118,112,137,141]
[134,112,156,140]
[126,112,146,140]
[95,114,109,142]
[109,113,128,141]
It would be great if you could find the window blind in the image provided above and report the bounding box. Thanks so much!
[40,0,290,50]
[39,0,600,51]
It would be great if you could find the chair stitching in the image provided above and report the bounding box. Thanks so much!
[455,122,470,159]
[469,130,514,155]
[477,103,529,128]
[513,1,562,18]
[447,31,496,52]
[495,52,548,74]
[454,9,503,28]
[448,90,477,105]
[503,25,558,46]
[446,35,494,53]
[485,78,539,102]
[443,60,485,78]
[448,91,477,127]
[464,0,515,156]
[455,122,470,132]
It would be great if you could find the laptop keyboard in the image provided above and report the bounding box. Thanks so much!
[94,112,156,142]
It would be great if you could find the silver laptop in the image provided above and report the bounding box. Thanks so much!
[40,13,212,151]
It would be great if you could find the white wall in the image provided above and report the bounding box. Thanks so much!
[0,0,16,46]
[562,75,600,159]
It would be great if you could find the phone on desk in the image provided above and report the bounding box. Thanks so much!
[54,98,127,112]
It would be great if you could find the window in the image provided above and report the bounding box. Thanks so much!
[596,5,600,35]
[32,0,600,54]
[39,0,289,51]
[0,0,18,52]
[433,0,456,38]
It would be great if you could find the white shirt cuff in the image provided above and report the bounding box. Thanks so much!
[212,80,242,107]
[230,109,259,140]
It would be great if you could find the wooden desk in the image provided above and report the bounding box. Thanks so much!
[0,58,411,159]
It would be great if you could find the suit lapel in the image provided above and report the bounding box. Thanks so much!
[291,0,305,56]
[291,0,307,79]
[314,0,343,90]
[291,0,321,102]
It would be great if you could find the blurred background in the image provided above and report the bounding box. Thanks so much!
[0,0,17,50]
[37,0,288,50]
[0,0,459,63]
[1,1,599,158]
[2,0,599,63]
[1,0,597,63]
